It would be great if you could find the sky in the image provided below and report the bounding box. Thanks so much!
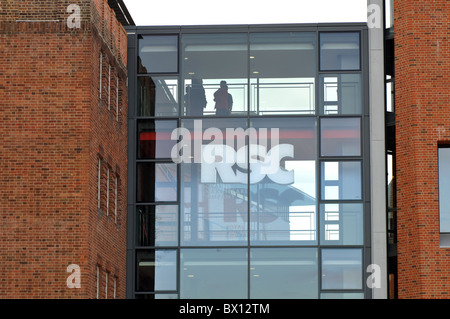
[122,0,368,26]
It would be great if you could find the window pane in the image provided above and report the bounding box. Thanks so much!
[138,76,179,116]
[321,161,362,200]
[439,147,450,232]
[180,118,249,246]
[320,32,360,71]
[136,205,178,246]
[250,118,317,245]
[320,203,364,245]
[182,33,248,116]
[320,292,364,299]
[138,35,178,73]
[320,74,362,115]
[321,117,361,156]
[250,248,318,299]
[180,248,247,299]
[136,250,177,292]
[137,163,177,202]
[138,120,178,159]
[321,249,363,290]
[249,32,316,115]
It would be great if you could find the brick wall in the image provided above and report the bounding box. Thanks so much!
[0,0,128,298]
[395,0,450,298]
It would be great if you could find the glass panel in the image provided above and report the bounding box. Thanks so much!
[439,147,450,232]
[250,248,318,299]
[138,76,179,117]
[136,249,177,292]
[180,118,249,246]
[138,35,178,74]
[138,120,178,159]
[180,248,247,299]
[249,118,317,245]
[320,32,360,71]
[321,161,362,200]
[321,249,363,290]
[181,33,248,116]
[136,205,178,246]
[320,117,361,157]
[320,74,362,115]
[320,203,363,245]
[320,292,364,299]
[250,32,316,115]
[137,163,177,202]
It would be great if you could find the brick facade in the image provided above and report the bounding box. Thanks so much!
[394,0,450,298]
[0,0,128,298]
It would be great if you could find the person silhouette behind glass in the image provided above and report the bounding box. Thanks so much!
[185,78,207,116]
[214,80,233,116]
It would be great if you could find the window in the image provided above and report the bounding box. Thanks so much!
[99,52,103,99]
[116,75,119,121]
[320,203,364,245]
[181,33,248,116]
[439,146,450,233]
[321,161,362,200]
[138,120,178,159]
[97,157,102,209]
[138,76,179,116]
[250,248,318,299]
[96,266,100,299]
[108,64,111,110]
[320,74,362,115]
[113,276,117,299]
[138,35,178,74]
[137,205,178,247]
[180,248,247,299]
[250,32,316,115]
[114,175,118,224]
[136,250,177,292]
[137,163,178,202]
[321,249,363,290]
[320,117,361,157]
[320,32,360,71]
[106,165,110,216]
[105,272,109,299]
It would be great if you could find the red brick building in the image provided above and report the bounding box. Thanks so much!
[0,0,132,298]
[393,0,450,298]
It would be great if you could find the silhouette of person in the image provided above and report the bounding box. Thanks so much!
[185,78,207,116]
[214,80,233,116]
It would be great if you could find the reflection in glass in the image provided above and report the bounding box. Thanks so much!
[138,35,178,74]
[321,249,363,290]
[138,120,178,159]
[320,74,362,115]
[180,248,247,299]
[439,147,450,232]
[320,32,360,71]
[321,161,362,200]
[138,76,179,116]
[137,205,178,247]
[182,33,248,116]
[250,248,318,299]
[250,32,316,115]
[250,118,317,245]
[180,118,248,246]
[320,203,363,245]
[137,163,177,202]
[320,117,361,157]
[136,250,177,292]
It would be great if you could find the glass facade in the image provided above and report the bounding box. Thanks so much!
[129,25,369,299]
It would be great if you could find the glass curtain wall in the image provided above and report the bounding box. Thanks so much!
[131,26,367,299]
